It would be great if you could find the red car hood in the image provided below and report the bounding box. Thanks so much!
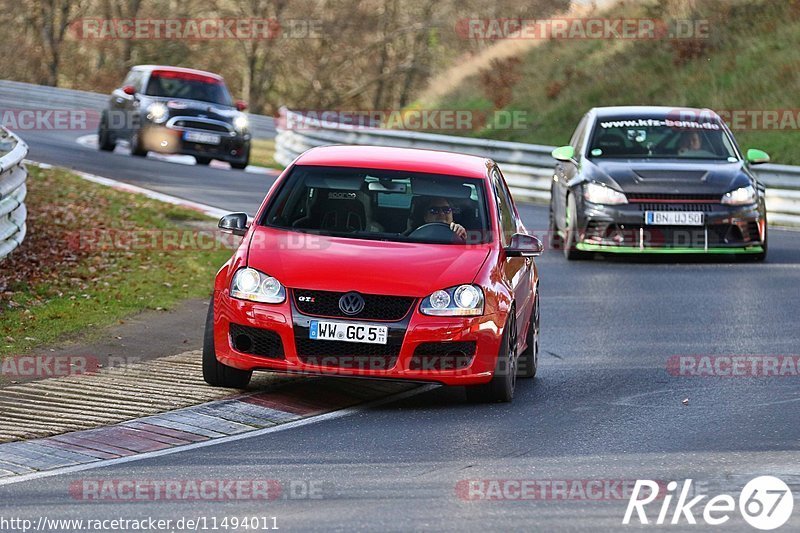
[247,227,491,297]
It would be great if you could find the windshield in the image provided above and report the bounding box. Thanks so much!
[145,72,232,106]
[262,166,491,244]
[589,117,738,160]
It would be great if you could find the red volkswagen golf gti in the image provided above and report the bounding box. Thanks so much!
[204,145,543,402]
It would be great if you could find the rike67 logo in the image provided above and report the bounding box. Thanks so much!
[623,476,794,530]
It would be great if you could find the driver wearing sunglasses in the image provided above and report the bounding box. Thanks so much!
[420,197,467,240]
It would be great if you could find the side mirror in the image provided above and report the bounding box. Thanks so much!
[506,233,544,257]
[551,145,576,163]
[746,148,770,165]
[122,85,137,96]
[235,100,248,111]
[218,212,248,236]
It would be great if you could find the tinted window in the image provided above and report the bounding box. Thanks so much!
[262,166,491,245]
[145,74,232,106]
[492,169,517,246]
[589,116,738,160]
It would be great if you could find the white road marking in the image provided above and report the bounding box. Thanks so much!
[75,134,276,175]
[0,384,437,487]
[25,160,233,219]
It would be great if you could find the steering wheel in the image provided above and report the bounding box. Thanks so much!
[407,222,462,243]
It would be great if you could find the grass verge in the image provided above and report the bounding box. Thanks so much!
[250,138,282,170]
[0,166,233,358]
[425,0,800,164]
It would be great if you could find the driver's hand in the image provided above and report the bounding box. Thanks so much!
[450,222,467,240]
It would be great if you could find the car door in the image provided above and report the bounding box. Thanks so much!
[553,114,588,229]
[493,166,531,343]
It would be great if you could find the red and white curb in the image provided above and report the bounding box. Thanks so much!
[0,379,433,485]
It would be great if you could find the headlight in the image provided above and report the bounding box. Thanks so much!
[233,114,248,131]
[420,285,484,316]
[721,185,757,205]
[230,268,286,304]
[146,103,168,123]
[583,182,628,205]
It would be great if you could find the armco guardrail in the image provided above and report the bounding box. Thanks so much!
[0,127,29,260]
[0,80,276,140]
[275,108,800,226]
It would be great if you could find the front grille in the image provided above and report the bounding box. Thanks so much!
[410,342,476,371]
[636,203,717,212]
[601,225,737,248]
[173,120,230,133]
[627,193,721,202]
[293,289,415,321]
[294,338,401,370]
[229,324,284,358]
[293,322,405,370]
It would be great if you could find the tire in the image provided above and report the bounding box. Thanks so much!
[130,128,147,157]
[517,292,540,379]
[202,297,252,388]
[466,310,517,403]
[549,198,564,251]
[97,114,115,151]
[195,156,212,166]
[564,193,588,260]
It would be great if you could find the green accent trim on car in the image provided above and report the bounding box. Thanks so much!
[746,148,770,165]
[575,243,764,254]
[551,145,575,162]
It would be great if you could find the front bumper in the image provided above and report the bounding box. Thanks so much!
[212,290,505,386]
[140,124,250,162]
[574,199,766,253]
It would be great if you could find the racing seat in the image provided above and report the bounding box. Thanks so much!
[293,190,366,232]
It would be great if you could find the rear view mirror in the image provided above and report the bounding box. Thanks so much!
[506,233,544,257]
[219,212,248,236]
[236,100,248,111]
[746,148,770,165]
[368,181,407,193]
[551,145,576,162]
[122,85,136,96]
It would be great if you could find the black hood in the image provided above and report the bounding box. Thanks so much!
[583,159,752,195]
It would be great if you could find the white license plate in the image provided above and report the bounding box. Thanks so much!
[645,211,704,226]
[183,131,221,145]
[309,320,388,345]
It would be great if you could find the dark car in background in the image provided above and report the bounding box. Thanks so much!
[549,106,769,260]
[98,65,251,169]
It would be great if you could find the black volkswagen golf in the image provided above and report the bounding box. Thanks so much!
[98,65,251,169]
[549,106,768,260]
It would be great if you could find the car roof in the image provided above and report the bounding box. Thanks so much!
[293,145,492,179]
[590,105,723,121]
[131,65,224,81]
